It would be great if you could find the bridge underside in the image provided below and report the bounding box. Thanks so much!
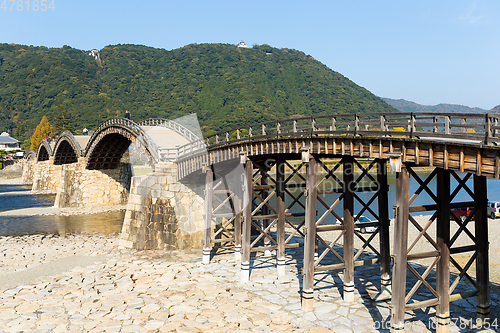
[36,144,50,162]
[200,152,490,332]
[54,140,78,165]
[86,133,132,170]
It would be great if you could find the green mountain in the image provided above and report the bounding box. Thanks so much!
[0,42,398,145]
[382,97,493,114]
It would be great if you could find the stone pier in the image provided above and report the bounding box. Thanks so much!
[119,162,204,251]
[22,157,132,207]
[53,158,132,208]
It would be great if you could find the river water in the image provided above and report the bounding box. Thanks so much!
[1,171,500,237]
[0,184,125,237]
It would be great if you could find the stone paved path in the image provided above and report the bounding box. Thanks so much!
[0,234,498,332]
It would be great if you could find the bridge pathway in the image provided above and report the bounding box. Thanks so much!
[141,126,190,149]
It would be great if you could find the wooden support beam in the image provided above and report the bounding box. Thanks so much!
[436,168,451,333]
[302,154,317,311]
[391,164,410,332]
[261,167,272,256]
[343,156,355,302]
[233,168,242,261]
[276,159,286,277]
[316,224,344,232]
[203,165,214,264]
[474,174,490,323]
[377,159,391,294]
[241,158,253,283]
[315,258,379,272]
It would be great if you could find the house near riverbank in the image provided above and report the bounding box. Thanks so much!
[0,132,21,151]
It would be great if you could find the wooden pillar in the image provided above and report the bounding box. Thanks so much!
[233,170,242,261]
[261,167,272,256]
[377,159,391,294]
[241,158,253,283]
[474,174,490,323]
[436,169,451,333]
[276,159,286,277]
[343,156,355,302]
[391,164,410,332]
[203,165,214,264]
[302,155,317,311]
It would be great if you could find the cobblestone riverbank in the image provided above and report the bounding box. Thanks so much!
[0,234,499,332]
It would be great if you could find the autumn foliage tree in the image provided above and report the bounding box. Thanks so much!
[30,116,54,150]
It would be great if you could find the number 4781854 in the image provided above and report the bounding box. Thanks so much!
[1,0,55,11]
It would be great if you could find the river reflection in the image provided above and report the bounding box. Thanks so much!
[0,184,125,236]
[0,211,125,237]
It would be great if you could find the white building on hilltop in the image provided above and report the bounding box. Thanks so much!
[237,41,248,48]
[89,49,100,60]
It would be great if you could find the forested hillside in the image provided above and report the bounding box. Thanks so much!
[0,43,397,146]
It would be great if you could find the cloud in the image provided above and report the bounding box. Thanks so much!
[457,1,485,25]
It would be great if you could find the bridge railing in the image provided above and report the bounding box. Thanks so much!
[138,118,200,143]
[138,118,206,162]
[174,112,500,161]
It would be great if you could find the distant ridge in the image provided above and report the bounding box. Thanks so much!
[382,97,498,114]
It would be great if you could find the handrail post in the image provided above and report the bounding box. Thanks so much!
[461,118,466,133]
[380,115,386,132]
[249,127,253,138]
[409,112,415,138]
[332,117,336,131]
[226,132,229,143]
[237,128,241,140]
[293,120,297,133]
[354,114,359,135]
[311,117,316,132]
[445,115,451,135]
[277,121,281,135]
[485,113,491,144]
[216,135,219,144]
[262,124,266,136]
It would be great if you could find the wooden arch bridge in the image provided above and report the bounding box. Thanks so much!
[175,112,500,332]
[30,117,201,168]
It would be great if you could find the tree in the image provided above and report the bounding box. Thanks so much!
[53,105,73,134]
[0,149,9,169]
[30,116,54,150]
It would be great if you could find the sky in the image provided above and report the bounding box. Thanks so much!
[1,0,499,110]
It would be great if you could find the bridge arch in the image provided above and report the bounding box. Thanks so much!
[25,150,37,161]
[84,117,159,170]
[36,140,52,162]
[53,131,82,165]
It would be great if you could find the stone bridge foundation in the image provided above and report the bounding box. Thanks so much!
[21,159,36,185]
[22,157,133,207]
[53,158,132,208]
[28,158,63,192]
[119,162,204,251]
